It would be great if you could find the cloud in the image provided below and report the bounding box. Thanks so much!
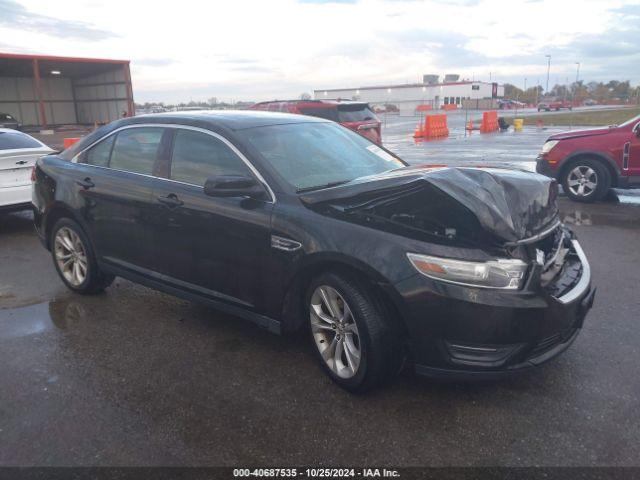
[0,0,115,40]
[612,4,640,17]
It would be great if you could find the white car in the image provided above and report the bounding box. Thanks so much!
[0,128,53,213]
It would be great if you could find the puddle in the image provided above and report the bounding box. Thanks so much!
[0,297,88,339]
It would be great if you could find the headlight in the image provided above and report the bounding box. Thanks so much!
[541,140,559,154]
[407,253,528,290]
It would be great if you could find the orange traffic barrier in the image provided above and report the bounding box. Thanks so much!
[416,104,432,112]
[426,114,449,139]
[536,119,544,128]
[63,137,80,149]
[441,104,457,111]
[466,119,474,131]
[480,111,498,133]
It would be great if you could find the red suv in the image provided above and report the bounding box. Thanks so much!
[536,113,640,202]
[249,100,382,144]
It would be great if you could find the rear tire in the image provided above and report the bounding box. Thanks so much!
[306,272,404,393]
[51,218,114,294]
[561,158,611,203]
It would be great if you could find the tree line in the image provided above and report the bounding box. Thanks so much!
[503,80,640,104]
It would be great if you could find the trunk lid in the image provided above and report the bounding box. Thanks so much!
[0,149,52,188]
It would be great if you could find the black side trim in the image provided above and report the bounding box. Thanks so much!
[100,259,281,335]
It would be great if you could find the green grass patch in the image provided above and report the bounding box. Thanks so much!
[521,107,640,126]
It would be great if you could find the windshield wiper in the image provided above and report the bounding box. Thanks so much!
[296,180,352,193]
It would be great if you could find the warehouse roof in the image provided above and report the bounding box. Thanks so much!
[0,52,129,78]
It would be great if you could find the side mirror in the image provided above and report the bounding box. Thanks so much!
[204,174,267,200]
[633,123,640,137]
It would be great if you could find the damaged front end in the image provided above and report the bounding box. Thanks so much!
[301,166,590,302]
[298,165,595,377]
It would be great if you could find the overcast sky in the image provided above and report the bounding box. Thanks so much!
[1,0,639,103]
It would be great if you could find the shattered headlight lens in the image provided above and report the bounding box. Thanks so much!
[407,253,529,290]
[541,140,559,154]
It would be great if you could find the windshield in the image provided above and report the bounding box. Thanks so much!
[619,114,640,128]
[337,104,378,123]
[239,122,405,191]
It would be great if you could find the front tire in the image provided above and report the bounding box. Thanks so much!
[306,272,403,392]
[561,159,611,203]
[51,218,114,294]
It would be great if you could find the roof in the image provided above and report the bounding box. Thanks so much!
[315,80,497,93]
[252,99,366,107]
[0,52,129,78]
[124,110,329,131]
[59,110,328,161]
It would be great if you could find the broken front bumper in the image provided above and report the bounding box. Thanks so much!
[393,238,594,380]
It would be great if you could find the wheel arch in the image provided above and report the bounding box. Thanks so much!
[279,253,408,336]
[559,151,619,188]
[43,203,87,250]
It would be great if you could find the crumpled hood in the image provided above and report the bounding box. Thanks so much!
[300,166,559,245]
[548,126,613,141]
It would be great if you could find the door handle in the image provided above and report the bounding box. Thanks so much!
[156,193,184,208]
[15,160,28,165]
[76,177,95,189]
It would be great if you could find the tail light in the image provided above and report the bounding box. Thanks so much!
[31,166,37,182]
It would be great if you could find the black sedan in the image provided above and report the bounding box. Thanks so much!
[0,112,21,130]
[32,111,595,391]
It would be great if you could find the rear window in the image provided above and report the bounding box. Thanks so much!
[337,104,378,123]
[0,114,15,121]
[0,131,42,150]
[298,107,339,122]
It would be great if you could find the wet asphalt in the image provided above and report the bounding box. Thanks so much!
[2,118,640,467]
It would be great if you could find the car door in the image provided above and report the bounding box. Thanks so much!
[148,127,274,311]
[76,126,169,271]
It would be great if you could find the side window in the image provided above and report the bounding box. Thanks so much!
[170,129,252,187]
[84,135,115,167]
[110,128,163,175]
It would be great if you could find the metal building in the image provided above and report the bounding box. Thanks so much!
[0,52,134,128]
[314,79,504,116]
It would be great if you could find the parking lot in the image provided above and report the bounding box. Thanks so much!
[1,118,640,467]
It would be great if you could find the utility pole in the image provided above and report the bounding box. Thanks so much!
[545,55,551,96]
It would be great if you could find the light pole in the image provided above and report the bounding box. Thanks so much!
[545,55,551,96]
[575,62,581,103]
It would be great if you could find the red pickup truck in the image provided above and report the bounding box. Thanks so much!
[536,113,640,201]
[538,100,573,112]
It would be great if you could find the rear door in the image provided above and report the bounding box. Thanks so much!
[76,126,169,270]
[0,131,52,206]
[148,127,274,310]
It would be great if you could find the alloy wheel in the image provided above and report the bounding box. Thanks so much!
[54,227,88,287]
[310,285,361,379]
[567,166,598,197]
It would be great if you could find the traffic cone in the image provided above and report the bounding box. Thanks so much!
[413,116,424,138]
